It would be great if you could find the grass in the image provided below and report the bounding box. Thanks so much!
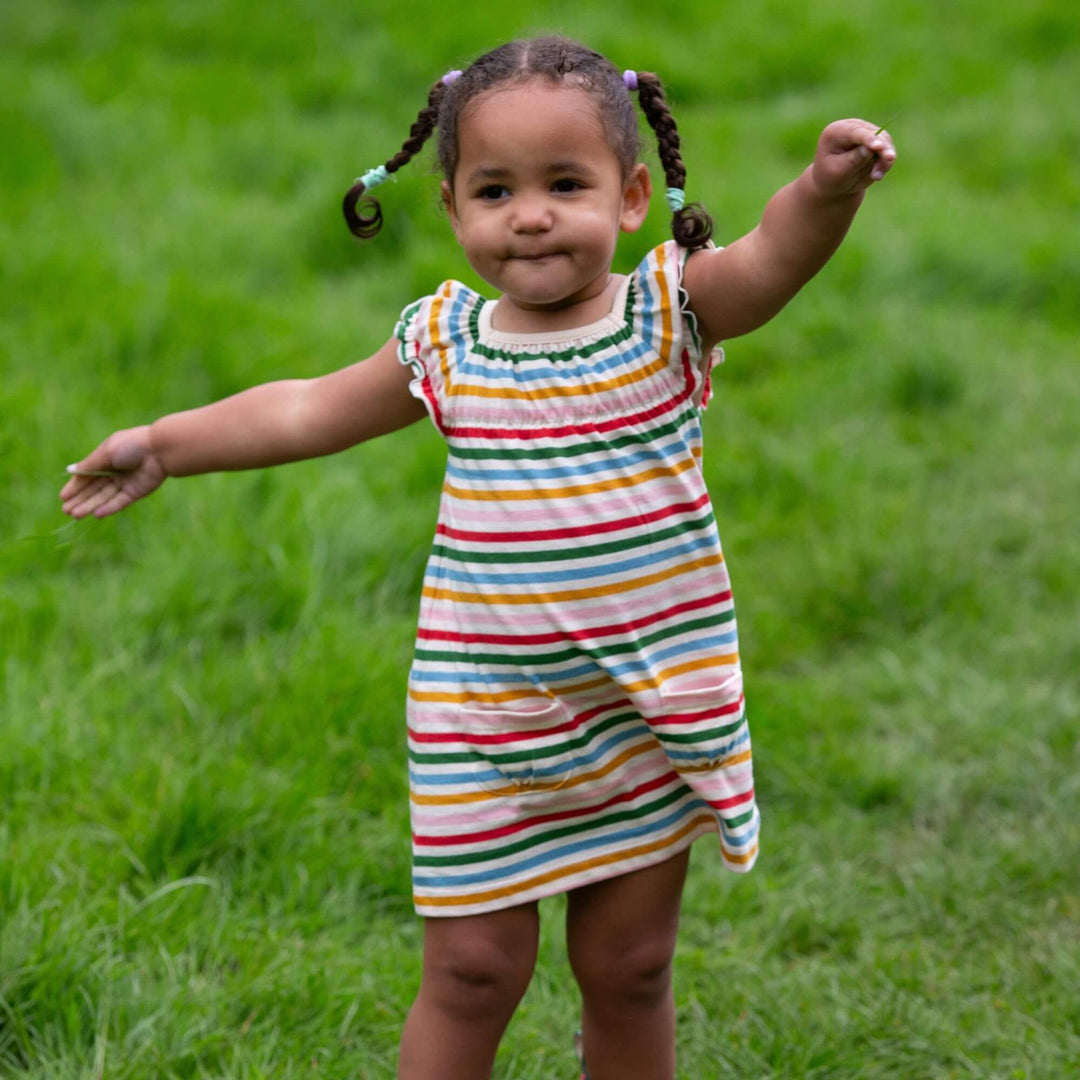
[2,0,1080,1076]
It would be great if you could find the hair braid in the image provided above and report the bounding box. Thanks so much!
[343,79,448,240]
[636,72,713,250]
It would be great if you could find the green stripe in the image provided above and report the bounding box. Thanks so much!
[465,279,640,363]
[413,782,695,868]
[395,298,424,344]
[412,609,734,670]
[653,714,747,747]
[410,710,639,767]
[446,406,701,461]
[430,511,716,565]
[725,807,755,828]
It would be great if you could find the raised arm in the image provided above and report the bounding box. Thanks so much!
[683,119,897,346]
[60,338,426,519]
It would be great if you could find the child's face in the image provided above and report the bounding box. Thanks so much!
[442,80,651,313]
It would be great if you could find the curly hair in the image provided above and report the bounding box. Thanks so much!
[343,35,712,250]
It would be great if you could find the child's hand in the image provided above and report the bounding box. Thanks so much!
[811,119,897,199]
[60,425,166,519]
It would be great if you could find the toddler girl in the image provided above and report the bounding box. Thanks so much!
[61,35,895,1080]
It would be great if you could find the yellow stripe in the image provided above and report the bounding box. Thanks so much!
[409,673,613,706]
[446,356,667,401]
[722,842,758,866]
[430,285,453,388]
[655,244,675,365]
[675,749,753,775]
[414,812,718,908]
[410,736,660,806]
[621,653,741,695]
[421,552,724,607]
[443,455,697,502]
[409,654,739,706]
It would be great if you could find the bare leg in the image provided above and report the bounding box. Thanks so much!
[398,902,539,1080]
[566,848,690,1080]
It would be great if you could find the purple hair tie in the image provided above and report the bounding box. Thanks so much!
[443,69,463,85]
[623,69,638,91]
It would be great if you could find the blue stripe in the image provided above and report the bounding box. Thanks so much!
[409,629,738,686]
[425,533,718,588]
[412,798,757,889]
[410,720,649,787]
[664,726,750,764]
[454,338,649,383]
[444,433,691,483]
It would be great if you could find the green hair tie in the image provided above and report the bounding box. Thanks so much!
[666,187,686,212]
[357,165,390,191]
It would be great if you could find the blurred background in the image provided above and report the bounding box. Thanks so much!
[2,1,1078,1076]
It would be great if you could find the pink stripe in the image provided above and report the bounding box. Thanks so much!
[437,494,711,544]
[437,479,706,525]
[416,592,731,647]
[414,770,683,846]
[411,753,675,831]
[443,361,694,440]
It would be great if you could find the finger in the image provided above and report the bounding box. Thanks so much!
[91,486,135,519]
[866,134,897,182]
[824,117,879,152]
[61,468,113,500]
[62,477,115,518]
[61,473,106,510]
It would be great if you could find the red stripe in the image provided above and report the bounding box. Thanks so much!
[708,787,756,812]
[413,770,681,846]
[416,591,732,647]
[408,697,635,747]
[661,696,745,725]
[410,716,579,747]
[435,493,711,544]
[410,341,447,434]
[442,359,695,441]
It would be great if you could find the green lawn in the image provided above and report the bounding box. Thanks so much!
[2,1,1079,1076]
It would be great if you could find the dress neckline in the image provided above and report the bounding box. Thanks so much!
[477,274,632,346]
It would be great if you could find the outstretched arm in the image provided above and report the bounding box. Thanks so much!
[60,338,425,518]
[683,119,897,346]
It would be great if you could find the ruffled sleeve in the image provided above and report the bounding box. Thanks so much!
[629,240,725,410]
[394,280,484,436]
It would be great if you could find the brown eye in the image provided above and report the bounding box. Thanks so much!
[478,185,510,201]
[552,178,583,193]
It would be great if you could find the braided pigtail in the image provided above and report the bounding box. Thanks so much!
[635,72,713,250]
[343,77,451,240]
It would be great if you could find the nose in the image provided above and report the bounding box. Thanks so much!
[510,192,553,234]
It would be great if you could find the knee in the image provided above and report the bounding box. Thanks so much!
[570,936,675,1009]
[423,922,537,1019]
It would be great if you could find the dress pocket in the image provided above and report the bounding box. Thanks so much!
[656,670,747,773]
[457,698,579,795]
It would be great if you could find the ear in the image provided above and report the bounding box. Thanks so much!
[619,163,652,234]
[441,180,463,243]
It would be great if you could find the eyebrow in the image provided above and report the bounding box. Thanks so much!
[464,166,513,185]
[463,160,599,186]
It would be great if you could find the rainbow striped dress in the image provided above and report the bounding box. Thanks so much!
[396,241,760,917]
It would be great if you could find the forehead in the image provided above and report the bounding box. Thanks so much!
[455,81,618,174]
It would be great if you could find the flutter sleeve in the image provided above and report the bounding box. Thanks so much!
[629,240,725,410]
[394,289,447,435]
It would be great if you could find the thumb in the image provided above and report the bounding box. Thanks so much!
[69,427,149,474]
[110,433,148,471]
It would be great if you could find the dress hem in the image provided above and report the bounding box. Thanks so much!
[414,816,728,918]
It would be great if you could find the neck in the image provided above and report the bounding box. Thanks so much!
[490,274,622,334]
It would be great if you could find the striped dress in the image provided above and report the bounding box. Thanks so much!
[395,240,760,917]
